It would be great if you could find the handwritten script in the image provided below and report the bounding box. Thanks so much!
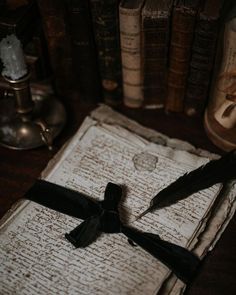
[0,120,222,295]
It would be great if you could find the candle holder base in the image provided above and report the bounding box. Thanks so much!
[0,94,66,150]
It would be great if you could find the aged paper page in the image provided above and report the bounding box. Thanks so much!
[46,123,221,248]
[0,119,169,295]
[90,106,236,295]
[0,201,170,295]
[0,106,235,295]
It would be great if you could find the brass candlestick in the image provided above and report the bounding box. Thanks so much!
[0,72,66,150]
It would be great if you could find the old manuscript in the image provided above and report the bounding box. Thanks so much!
[0,105,235,295]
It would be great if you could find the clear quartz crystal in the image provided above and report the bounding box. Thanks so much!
[0,34,27,80]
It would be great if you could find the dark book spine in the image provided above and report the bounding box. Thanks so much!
[65,0,102,103]
[90,0,122,106]
[24,24,51,81]
[142,11,171,109]
[165,3,199,112]
[184,16,220,116]
[36,0,75,99]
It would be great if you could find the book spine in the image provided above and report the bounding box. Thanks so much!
[119,1,144,108]
[90,0,122,106]
[65,0,102,103]
[36,0,75,99]
[184,16,219,116]
[165,5,198,112]
[142,10,171,109]
[24,24,51,81]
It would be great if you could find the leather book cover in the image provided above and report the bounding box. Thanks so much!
[65,0,102,103]
[168,69,188,86]
[184,0,223,117]
[189,51,215,70]
[187,82,207,97]
[90,0,122,106]
[37,0,75,100]
[23,25,51,81]
[144,58,167,71]
[142,0,173,109]
[165,0,200,113]
[166,84,186,112]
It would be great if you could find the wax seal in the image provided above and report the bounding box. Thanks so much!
[133,152,158,172]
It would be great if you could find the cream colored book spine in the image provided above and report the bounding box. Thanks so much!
[119,0,145,108]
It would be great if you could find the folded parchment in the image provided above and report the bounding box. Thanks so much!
[0,105,235,295]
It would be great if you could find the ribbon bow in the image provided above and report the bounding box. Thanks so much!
[25,180,200,284]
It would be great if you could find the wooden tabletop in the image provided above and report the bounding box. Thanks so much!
[0,98,235,295]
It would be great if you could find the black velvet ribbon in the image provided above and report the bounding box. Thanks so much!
[25,179,200,284]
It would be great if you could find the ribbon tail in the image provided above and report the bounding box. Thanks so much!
[122,226,200,284]
[25,180,101,220]
[65,215,101,248]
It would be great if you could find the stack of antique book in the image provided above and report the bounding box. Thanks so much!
[0,0,230,117]
[0,105,235,294]
[57,0,223,115]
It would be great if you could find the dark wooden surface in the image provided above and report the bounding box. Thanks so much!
[0,99,235,295]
